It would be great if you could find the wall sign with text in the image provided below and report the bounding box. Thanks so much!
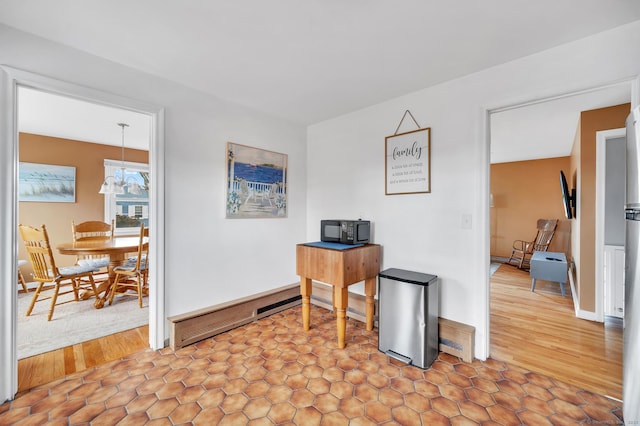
[385,127,431,195]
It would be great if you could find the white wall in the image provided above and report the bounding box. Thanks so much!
[0,24,307,317]
[605,137,626,246]
[307,20,640,360]
[2,17,639,370]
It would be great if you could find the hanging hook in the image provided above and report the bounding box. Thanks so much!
[394,110,421,135]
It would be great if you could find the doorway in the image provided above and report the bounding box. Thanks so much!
[596,129,627,321]
[486,81,633,399]
[0,66,165,401]
[16,87,151,361]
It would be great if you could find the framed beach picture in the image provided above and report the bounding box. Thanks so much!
[19,162,76,203]
[226,142,288,218]
[385,127,431,195]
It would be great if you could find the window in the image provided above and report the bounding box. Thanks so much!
[103,159,149,236]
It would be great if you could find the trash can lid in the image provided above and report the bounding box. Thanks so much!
[378,268,437,285]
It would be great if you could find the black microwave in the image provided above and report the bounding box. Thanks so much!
[321,220,370,245]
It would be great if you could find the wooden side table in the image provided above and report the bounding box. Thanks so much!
[296,243,381,348]
[530,251,568,297]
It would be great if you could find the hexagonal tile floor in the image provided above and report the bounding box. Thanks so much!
[0,306,624,424]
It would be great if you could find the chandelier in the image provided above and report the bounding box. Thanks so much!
[98,123,142,195]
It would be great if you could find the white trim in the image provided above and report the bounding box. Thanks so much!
[633,75,640,110]
[595,128,626,323]
[595,132,605,322]
[479,105,491,361]
[149,108,165,351]
[567,260,598,321]
[576,309,599,322]
[0,66,18,403]
[568,260,580,317]
[0,65,166,401]
[565,257,601,322]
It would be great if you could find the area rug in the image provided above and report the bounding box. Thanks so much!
[17,289,148,360]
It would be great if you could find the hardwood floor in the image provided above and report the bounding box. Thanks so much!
[490,263,623,400]
[17,325,149,396]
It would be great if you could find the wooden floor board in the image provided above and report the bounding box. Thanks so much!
[490,263,622,400]
[17,325,149,395]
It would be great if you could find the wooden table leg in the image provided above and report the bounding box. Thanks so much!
[85,254,127,308]
[300,277,312,331]
[335,286,348,349]
[364,277,376,331]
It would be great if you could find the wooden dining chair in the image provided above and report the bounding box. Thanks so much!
[141,226,149,292]
[17,259,29,292]
[71,219,114,281]
[107,223,148,308]
[19,224,99,321]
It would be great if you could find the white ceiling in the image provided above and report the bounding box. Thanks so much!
[490,83,632,163]
[18,87,151,150]
[3,1,639,157]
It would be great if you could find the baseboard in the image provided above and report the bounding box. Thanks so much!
[310,282,475,362]
[567,263,598,322]
[567,259,583,318]
[167,283,301,350]
[576,309,598,321]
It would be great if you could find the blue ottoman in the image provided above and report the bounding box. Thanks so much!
[530,251,568,297]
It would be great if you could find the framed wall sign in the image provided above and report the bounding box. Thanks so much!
[385,127,431,195]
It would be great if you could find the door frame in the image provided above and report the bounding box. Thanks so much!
[0,66,166,401]
[595,127,627,322]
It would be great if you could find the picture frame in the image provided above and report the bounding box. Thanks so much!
[19,162,76,203]
[385,127,431,195]
[226,142,288,218]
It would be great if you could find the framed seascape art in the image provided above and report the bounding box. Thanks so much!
[226,142,288,218]
[19,162,76,203]
[385,127,431,195]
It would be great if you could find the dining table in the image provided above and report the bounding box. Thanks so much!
[57,236,147,308]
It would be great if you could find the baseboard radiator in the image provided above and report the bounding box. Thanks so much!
[438,318,475,363]
[311,282,477,362]
[168,283,301,350]
[167,281,475,363]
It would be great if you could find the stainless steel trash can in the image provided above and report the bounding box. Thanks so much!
[378,268,438,369]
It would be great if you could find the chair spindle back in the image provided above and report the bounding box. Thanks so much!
[19,224,59,282]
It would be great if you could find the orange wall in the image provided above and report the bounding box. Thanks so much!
[575,103,630,312]
[490,157,571,260]
[18,133,148,276]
